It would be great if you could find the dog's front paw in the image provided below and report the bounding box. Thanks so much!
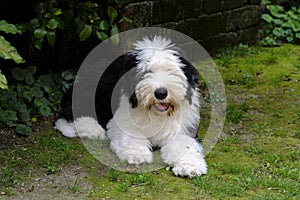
[120,146,153,165]
[172,162,207,178]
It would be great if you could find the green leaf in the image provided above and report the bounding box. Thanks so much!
[47,30,56,46]
[61,71,74,81]
[0,36,24,63]
[39,75,56,93]
[272,19,283,25]
[30,18,39,27]
[296,33,300,39]
[11,68,25,81]
[96,31,108,41]
[260,36,279,46]
[18,106,30,121]
[286,36,294,42]
[39,105,51,117]
[0,70,8,90]
[16,84,24,96]
[33,38,43,50]
[0,20,22,34]
[267,5,285,16]
[274,13,287,19]
[108,6,118,23]
[272,27,284,37]
[119,16,132,23]
[5,110,17,122]
[110,25,119,45]
[27,66,37,75]
[47,19,59,30]
[49,91,63,103]
[15,124,33,136]
[52,8,63,16]
[79,24,92,41]
[31,85,44,98]
[98,20,108,31]
[262,0,270,4]
[34,28,47,39]
[25,74,35,85]
[291,21,300,32]
[261,14,273,23]
[45,13,53,19]
[283,29,292,37]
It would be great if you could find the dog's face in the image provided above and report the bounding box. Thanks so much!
[134,62,188,116]
[125,36,199,116]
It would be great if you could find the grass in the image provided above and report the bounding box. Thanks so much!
[1,44,300,199]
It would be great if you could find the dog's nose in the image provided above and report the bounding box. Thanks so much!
[154,87,168,100]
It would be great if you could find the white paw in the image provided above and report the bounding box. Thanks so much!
[121,146,153,165]
[74,117,106,139]
[55,118,77,138]
[172,162,207,178]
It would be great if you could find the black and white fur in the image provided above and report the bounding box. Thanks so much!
[55,36,207,177]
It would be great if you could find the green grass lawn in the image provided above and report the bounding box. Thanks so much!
[1,44,300,200]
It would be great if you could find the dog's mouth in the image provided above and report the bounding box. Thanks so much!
[147,97,177,116]
[154,103,170,112]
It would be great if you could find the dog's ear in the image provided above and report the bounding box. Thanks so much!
[179,57,199,104]
[129,92,138,108]
[121,67,141,109]
[179,56,199,89]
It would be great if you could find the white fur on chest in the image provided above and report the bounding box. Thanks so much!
[106,94,200,147]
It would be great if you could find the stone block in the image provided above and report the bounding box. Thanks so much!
[121,1,153,30]
[224,5,262,32]
[152,0,202,24]
[200,32,239,54]
[248,0,261,4]
[238,26,260,44]
[202,0,245,14]
[158,13,223,40]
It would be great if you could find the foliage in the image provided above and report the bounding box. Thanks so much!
[0,66,74,135]
[0,70,7,89]
[20,0,131,50]
[261,0,300,46]
[0,20,25,89]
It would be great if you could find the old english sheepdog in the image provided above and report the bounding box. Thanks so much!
[55,36,207,177]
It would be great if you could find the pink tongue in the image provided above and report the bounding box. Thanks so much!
[156,103,168,110]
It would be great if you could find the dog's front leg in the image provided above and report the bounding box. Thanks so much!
[161,135,207,178]
[108,131,153,165]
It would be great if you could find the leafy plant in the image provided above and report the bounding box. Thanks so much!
[261,1,300,46]
[0,20,25,89]
[0,66,74,135]
[20,0,131,50]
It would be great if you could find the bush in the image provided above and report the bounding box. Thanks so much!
[0,0,131,135]
[0,20,25,89]
[261,0,300,46]
[0,66,74,135]
[20,0,130,50]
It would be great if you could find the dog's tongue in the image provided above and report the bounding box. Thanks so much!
[156,103,168,111]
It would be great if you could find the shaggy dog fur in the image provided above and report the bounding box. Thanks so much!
[55,36,207,177]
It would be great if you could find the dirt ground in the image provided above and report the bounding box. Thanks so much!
[4,165,93,200]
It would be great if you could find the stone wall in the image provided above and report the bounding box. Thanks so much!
[121,0,263,53]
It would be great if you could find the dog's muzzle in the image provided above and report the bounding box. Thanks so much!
[146,87,175,115]
[154,87,168,100]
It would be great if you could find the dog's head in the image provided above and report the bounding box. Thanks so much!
[127,36,199,116]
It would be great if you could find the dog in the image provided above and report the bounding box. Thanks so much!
[55,36,207,177]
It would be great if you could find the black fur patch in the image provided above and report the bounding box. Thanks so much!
[95,53,139,128]
[179,56,199,104]
[60,53,139,129]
